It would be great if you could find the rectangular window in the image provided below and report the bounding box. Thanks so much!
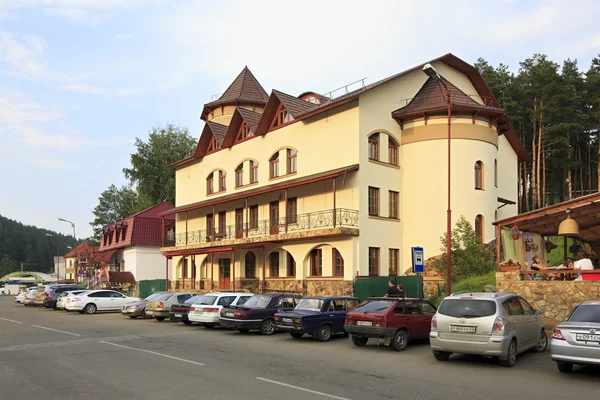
[270,252,279,277]
[235,168,243,187]
[219,171,226,191]
[388,142,398,165]
[250,161,258,183]
[270,158,279,178]
[287,252,296,277]
[310,249,322,276]
[249,205,258,229]
[287,149,297,174]
[368,247,379,276]
[206,213,214,236]
[368,187,380,216]
[389,191,399,219]
[333,248,344,277]
[287,197,297,223]
[389,249,399,276]
[218,211,226,234]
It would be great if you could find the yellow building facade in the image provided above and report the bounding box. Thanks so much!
[160,54,527,295]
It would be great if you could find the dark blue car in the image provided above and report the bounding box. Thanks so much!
[274,296,359,342]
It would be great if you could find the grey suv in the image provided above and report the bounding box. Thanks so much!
[429,292,547,367]
[35,284,85,309]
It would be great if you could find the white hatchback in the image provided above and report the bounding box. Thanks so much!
[57,290,88,310]
[188,292,253,328]
[66,290,141,314]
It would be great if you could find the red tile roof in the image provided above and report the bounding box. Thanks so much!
[221,107,263,149]
[99,201,174,252]
[64,240,99,260]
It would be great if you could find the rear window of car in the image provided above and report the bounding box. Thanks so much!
[154,293,173,301]
[352,300,394,314]
[197,295,217,305]
[243,295,271,308]
[568,305,600,323]
[438,299,497,318]
[186,295,204,304]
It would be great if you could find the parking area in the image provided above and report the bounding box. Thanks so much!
[1,296,598,400]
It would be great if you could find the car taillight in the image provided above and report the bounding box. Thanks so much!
[220,309,225,317]
[234,311,248,319]
[72,297,81,302]
[492,316,505,334]
[157,302,164,309]
[204,307,219,313]
[552,329,565,340]
[431,315,437,330]
[46,293,52,299]
[190,306,197,311]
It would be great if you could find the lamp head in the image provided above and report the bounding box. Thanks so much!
[423,63,440,80]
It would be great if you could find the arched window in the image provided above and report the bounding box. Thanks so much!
[271,104,293,129]
[368,133,379,160]
[388,137,398,166]
[270,153,279,178]
[475,215,484,241]
[270,251,280,277]
[287,252,296,277]
[494,159,498,187]
[235,163,244,188]
[207,172,215,194]
[310,248,322,276]
[287,149,297,174]
[474,161,483,190]
[236,121,252,143]
[333,248,344,276]
[207,170,226,194]
[250,160,258,183]
[245,252,256,278]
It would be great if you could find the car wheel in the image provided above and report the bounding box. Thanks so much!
[556,362,573,373]
[203,324,215,329]
[391,330,409,352]
[129,316,138,319]
[290,332,304,339]
[260,319,276,335]
[500,339,517,367]
[534,330,548,352]
[84,303,97,314]
[351,335,368,347]
[433,351,451,361]
[155,317,166,321]
[182,320,192,325]
[238,328,250,333]
[316,325,333,342]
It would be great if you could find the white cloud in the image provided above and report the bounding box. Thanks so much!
[20,127,103,150]
[113,33,132,40]
[45,6,89,21]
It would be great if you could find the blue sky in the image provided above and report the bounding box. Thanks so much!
[1,0,599,239]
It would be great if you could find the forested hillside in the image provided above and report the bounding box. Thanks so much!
[0,215,77,277]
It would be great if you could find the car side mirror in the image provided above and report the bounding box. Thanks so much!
[534,309,542,316]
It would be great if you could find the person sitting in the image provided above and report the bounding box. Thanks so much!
[384,280,399,297]
[531,256,555,280]
[574,251,594,280]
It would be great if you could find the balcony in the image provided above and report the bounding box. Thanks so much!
[164,208,359,251]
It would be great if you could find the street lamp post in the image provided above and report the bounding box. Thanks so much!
[59,218,78,285]
[422,63,452,295]
[45,233,60,283]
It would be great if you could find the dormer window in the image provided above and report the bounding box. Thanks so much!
[236,121,252,143]
[271,104,293,129]
[207,135,220,153]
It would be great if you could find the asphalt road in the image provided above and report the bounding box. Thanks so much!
[0,296,598,400]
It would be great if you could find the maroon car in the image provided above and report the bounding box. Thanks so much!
[344,297,437,351]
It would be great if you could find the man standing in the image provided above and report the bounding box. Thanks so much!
[384,280,399,297]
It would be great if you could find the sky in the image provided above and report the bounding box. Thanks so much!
[1,0,599,239]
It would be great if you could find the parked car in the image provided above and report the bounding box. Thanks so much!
[187,292,253,328]
[551,300,600,373]
[121,292,163,319]
[65,290,141,314]
[275,296,359,341]
[429,292,546,367]
[345,297,437,351]
[56,290,88,310]
[34,284,85,308]
[219,293,302,335]
[15,289,31,304]
[145,292,196,321]
[169,294,207,324]
[23,288,38,306]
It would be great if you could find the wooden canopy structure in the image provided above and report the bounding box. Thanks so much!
[494,192,600,264]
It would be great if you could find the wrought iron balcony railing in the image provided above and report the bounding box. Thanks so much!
[174,208,358,246]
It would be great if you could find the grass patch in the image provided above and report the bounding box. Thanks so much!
[452,271,496,293]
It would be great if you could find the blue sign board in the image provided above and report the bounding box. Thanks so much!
[412,247,424,274]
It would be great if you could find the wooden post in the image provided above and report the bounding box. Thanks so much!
[496,224,501,268]
[563,236,568,262]
[165,256,169,291]
[284,188,288,233]
[185,211,188,245]
[212,204,216,237]
[161,216,165,247]
[211,253,214,290]
[262,250,266,293]
[333,177,337,227]
[245,197,249,238]
[192,255,195,290]
[231,250,235,291]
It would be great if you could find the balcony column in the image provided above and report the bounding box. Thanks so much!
[212,204,216,237]
[161,216,164,247]
[231,250,235,291]
[333,177,337,227]
[210,253,214,290]
[284,189,288,233]
[262,250,266,293]
[185,211,188,245]
[165,256,169,291]
[245,198,249,238]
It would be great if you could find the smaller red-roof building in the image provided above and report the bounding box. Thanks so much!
[63,240,100,280]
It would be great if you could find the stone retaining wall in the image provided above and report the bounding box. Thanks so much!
[496,271,600,327]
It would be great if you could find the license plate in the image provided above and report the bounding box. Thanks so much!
[576,333,600,342]
[174,314,182,318]
[357,321,372,326]
[451,325,477,333]
[146,311,153,315]
[225,312,234,317]
[283,318,293,323]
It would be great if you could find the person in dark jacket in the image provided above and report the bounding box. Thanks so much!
[384,280,399,297]
[396,283,405,298]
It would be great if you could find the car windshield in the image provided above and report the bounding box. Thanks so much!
[243,295,271,308]
[144,293,163,301]
[295,298,324,312]
[186,295,204,304]
[568,305,600,323]
[196,295,217,305]
[352,300,393,314]
[153,293,173,301]
[438,299,497,318]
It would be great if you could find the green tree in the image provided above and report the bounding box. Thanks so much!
[433,216,495,283]
[123,124,196,205]
[89,184,148,240]
[0,255,18,277]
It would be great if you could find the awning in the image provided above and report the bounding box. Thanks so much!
[95,250,118,263]
[107,271,135,284]
[163,242,271,258]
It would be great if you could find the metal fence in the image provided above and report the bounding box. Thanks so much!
[353,275,424,302]
[139,279,167,299]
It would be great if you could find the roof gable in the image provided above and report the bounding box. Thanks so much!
[192,121,229,158]
[254,90,319,135]
[221,107,263,148]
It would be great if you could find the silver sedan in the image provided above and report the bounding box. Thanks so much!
[551,300,600,373]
